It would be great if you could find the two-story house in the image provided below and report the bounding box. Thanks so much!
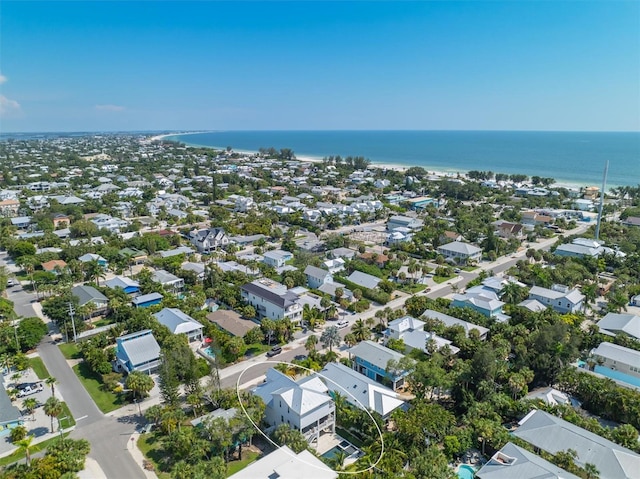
[114,329,161,374]
[385,315,460,356]
[348,340,409,390]
[437,241,482,265]
[252,368,335,447]
[262,250,293,269]
[188,227,230,254]
[241,279,303,324]
[303,265,333,289]
[527,285,585,313]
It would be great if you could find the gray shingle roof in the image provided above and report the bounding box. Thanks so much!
[346,271,381,290]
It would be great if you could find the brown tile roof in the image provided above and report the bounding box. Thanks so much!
[207,310,256,337]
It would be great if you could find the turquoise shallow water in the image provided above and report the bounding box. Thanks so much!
[166,130,640,188]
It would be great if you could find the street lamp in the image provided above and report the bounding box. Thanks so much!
[12,321,19,351]
[68,303,77,342]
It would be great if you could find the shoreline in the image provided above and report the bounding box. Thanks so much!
[160,133,615,191]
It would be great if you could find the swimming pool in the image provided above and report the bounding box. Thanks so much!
[458,464,476,479]
[594,365,640,388]
[203,346,215,358]
[321,440,359,459]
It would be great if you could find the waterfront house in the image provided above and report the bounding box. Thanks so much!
[154,307,204,342]
[597,313,640,341]
[318,362,406,420]
[104,276,140,295]
[252,368,335,446]
[528,285,584,314]
[437,241,482,265]
[476,442,580,479]
[132,292,163,308]
[348,340,409,390]
[304,265,333,289]
[114,329,161,374]
[512,409,640,479]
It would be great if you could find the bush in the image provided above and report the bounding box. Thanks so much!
[10,426,27,442]
[17,317,48,352]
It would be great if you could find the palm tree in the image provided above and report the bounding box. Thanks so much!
[352,319,370,342]
[320,326,341,353]
[305,334,318,355]
[84,259,106,286]
[44,396,63,433]
[23,398,38,420]
[16,435,34,467]
[45,377,56,397]
[584,463,600,479]
[126,370,155,400]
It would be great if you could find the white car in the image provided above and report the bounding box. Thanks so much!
[337,320,349,329]
[17,383,44,397]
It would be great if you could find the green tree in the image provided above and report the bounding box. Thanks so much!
[10,425,27,443]
[351,319,369,342]
[320,326,341,353]
[126,370,155,400]
[43,396,63,433]
[16,435,34,467]
[272,424,308,453]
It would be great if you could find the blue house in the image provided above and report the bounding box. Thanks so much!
[347,340,408,391]
[105,276,140,295]
[114,329,161,374]
[78,253,109,268]
[132,292,163,308]
[0,379,23,437]
[452,288,509,321]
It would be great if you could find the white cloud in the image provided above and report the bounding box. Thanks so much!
[0,95,21,117]
[0,74,7,85]
[95,104,126,112]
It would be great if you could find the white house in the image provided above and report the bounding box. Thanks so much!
[421,309,489,340]
[252,368,335,446]
[228,446,337,479]
[152,269,185,293]
[262,250,293,268]
[597,313,640,340]
[188,227,229,253]
[241,279,303,323]
[318,362,406,420]
[437,241,482,264]
[90,214,128,233]
[528,285,584,314]
[387,215,423,231]
[154,307,204,342]
[303,265,333,289]
[385,315,460,355]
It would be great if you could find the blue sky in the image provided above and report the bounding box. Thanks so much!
[1,1,638,132]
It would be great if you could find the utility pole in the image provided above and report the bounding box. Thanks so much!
[13,321,19,351]
[68,303,77,343]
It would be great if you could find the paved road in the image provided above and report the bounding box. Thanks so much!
[37,339,146,478]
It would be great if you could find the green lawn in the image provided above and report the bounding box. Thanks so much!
[58,343,81,360]
[244,343,271,357]
[398,283,427,294]
[28,357,50,379]
[60,401,76,427]
[433,275,455,284]
[137,433,171,479]
[0,433,70,467]
[72,362,125,414]
[226,450,261,476]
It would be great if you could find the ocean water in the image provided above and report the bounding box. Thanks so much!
[166,130,640,188]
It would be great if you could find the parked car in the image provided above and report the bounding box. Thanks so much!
[6,278,18,287]
[266,346,282,357]
[337,320,349,329]
[17,383,43,397]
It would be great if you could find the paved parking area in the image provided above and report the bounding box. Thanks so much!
[0,367,67,457]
